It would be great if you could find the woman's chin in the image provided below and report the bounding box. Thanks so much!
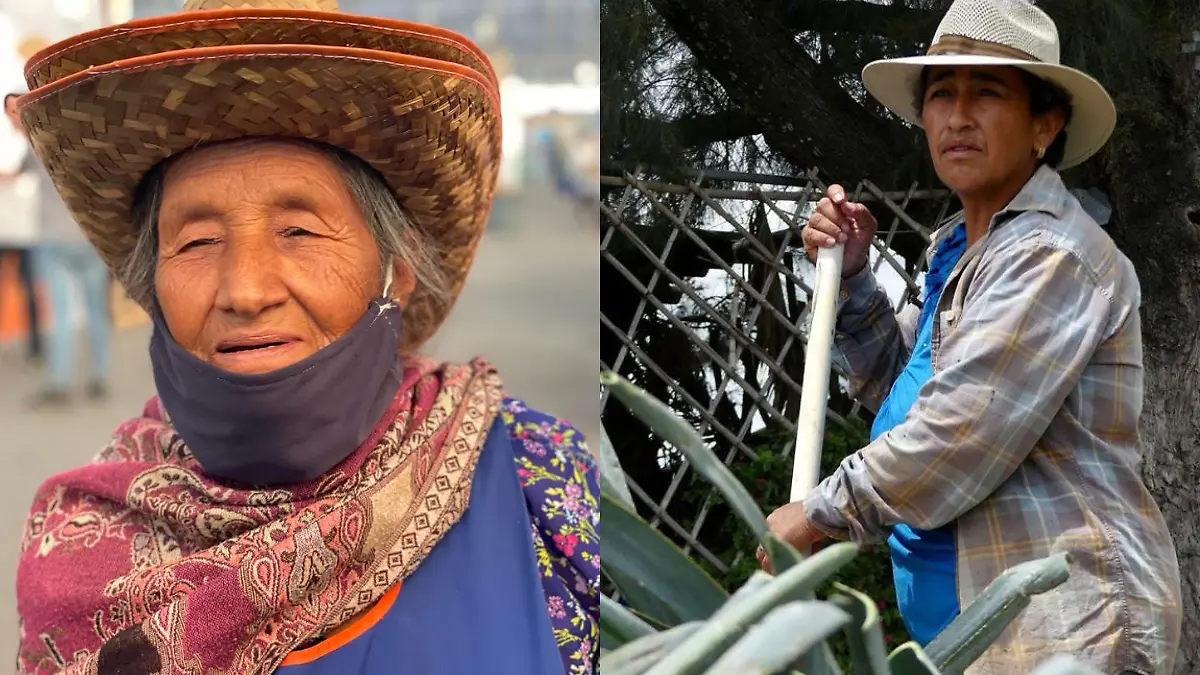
[210,342,309,375]
[936,168,990,197]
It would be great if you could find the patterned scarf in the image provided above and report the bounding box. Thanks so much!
[16,358,504,675]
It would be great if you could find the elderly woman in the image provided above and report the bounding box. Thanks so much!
[762,0,1181,673]
[12,1,597,675]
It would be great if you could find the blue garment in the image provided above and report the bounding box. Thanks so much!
[277,413,565,675]
[34,241,110,389]
[870,223,967,646]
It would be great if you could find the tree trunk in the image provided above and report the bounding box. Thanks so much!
[1104,131,1200,675]
[1045,2,1200,670]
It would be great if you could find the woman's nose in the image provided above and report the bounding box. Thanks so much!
[213,236,288,317]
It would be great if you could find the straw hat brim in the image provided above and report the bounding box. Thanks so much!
[861,54,1116,170]
[23,9,496,90]
[17,16,501,353]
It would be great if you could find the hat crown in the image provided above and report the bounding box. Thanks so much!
[931,0,1060,63]
[181,0,339,10]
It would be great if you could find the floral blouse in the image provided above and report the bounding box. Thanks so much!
[504,398,600,675]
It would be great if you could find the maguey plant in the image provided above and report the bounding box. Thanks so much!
[598,371,1103,675]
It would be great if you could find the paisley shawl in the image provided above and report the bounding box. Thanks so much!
[16,357,504,675]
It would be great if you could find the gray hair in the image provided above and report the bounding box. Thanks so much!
[123,138,451,317]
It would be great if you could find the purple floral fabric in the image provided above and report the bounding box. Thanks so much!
[503,398,599,675]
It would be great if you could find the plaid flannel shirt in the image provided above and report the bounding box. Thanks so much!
[804,166,1181,675]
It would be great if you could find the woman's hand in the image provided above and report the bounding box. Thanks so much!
[755,501,827,573]
[803,184,879,278]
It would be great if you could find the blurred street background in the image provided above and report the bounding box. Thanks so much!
[0,0,598,665]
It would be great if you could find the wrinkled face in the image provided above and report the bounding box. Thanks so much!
[155,140,384,375]
[920,66,1063,198]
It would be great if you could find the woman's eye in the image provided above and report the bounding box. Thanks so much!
[281,227,315,237]
[979,88,1000,97]
[179,238,217,252]
[927,88,950,99]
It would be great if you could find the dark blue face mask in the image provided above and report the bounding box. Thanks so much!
[148,297,404,486]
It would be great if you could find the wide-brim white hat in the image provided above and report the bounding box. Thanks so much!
[861,0,1115,170]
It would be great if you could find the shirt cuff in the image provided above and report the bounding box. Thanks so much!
[840,262,879,307]
[803,481,851,542]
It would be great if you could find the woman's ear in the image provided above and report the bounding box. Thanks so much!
[389,257,417,306]
[1034,107,1066,154]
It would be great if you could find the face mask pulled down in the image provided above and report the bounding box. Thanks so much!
[148,294,404,486]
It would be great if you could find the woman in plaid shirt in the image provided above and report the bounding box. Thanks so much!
[762,1,1182,673]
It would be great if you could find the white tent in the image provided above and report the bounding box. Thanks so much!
[498,75,599,193]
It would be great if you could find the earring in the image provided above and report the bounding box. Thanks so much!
[1035,146,1046,160]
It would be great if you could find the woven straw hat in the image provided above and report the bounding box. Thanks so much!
[861,0,1115,169]
[16,0,501,351]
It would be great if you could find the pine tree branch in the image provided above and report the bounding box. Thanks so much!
[662,109,761,147]
[782,0,941,40]
[649,0,908,179]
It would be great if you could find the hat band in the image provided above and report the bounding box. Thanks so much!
[926,35,1041,62]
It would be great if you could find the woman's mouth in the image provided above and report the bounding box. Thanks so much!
[217,340,289,353]
[942,142,981,157]
[213,336,303,372]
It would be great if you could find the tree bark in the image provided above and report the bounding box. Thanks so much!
[1023,1,1200,669]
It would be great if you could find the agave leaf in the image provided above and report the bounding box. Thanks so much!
[829,583,890,675]
[598,422,636,510]
[601,621,706,675]
[601,371,770,543]
[761,534,805,575]
[708,571,846,675]
[761,536,819,674]
[601,491,728,627]
[924,553,1071,675]
[1027,655,1105,675]
[600,593,657,649]
[601,566,674,632]
[707,571,773,623]
[642,541,859,675]
[629,605,672,631]
[799,642,844,675]
[603,566,683,631]
[887,642,942,675]
[700,601,851,675]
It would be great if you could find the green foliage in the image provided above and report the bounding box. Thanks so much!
[603,491,729,626]
[672,417,911,662]
[599,371,1102,675]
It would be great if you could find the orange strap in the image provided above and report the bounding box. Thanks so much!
[280,583,403,667]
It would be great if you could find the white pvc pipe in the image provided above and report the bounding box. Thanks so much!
[790,243,845,502]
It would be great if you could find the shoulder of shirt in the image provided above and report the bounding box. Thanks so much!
[984,189,1138,306]
[499,397,597,474]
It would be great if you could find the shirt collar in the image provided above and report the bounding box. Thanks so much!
[996,164,1068,224]
[928,165,1068,246]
